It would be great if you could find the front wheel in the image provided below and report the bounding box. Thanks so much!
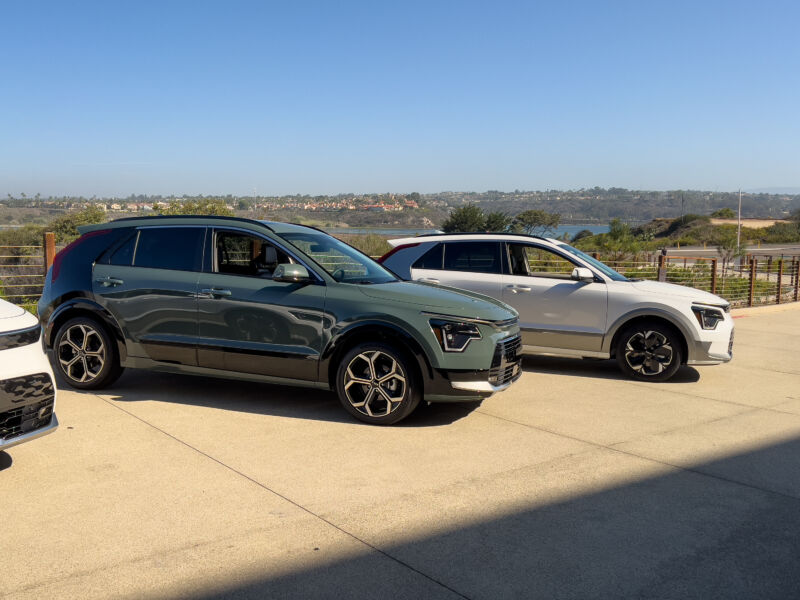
[335,342,421,425]
[54,317,123,389]
[615,322,683,382]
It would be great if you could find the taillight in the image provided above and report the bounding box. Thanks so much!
[377,243,419,263]
[51,229,112,282]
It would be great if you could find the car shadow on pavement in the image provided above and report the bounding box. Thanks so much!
[161,436,800,600]
[0,451,12,471]
[521,355,701,383]
[85,370,480,427]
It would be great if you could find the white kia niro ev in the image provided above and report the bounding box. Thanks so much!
[380,233,733,382]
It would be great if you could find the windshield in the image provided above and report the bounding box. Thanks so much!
[276,230,398,284]
[557,243,629,282]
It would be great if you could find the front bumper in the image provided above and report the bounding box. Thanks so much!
[426,334,522,401]
[688,323,734,366]
[0,413,58,451]
[0,326,59,451]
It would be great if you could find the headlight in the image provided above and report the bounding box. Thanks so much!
[429,319,482,352]
[691,305,725,330]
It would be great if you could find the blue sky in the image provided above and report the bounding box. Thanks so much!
[1,0,798,197]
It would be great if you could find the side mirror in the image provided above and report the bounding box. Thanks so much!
[273,263,311,284]
[571,267,595,283]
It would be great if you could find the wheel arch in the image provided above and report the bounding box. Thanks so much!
[46,299,127,362]
[606,310,693,364]
[322,321,434,390]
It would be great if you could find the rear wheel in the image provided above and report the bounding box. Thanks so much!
[54,317,123,389]
[335,342,421,425]
[615,322,682,382]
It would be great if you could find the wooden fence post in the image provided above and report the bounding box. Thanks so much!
[776,259,783,304]
[794,261,800,303]
[748,258,756,306]
[710,258,717,294]
[43,231,56,275]
[657,253,666,282]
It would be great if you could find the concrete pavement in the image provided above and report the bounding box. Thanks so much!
[2,303,800,599]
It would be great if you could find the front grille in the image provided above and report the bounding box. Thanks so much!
[0,373,54,408]
[489,334,522,386]
[0,373,55,441]
[491,335,522,368]
[0,325,40,351]
[0,397,55,440]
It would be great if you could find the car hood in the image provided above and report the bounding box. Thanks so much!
[357,281,518,321]
[628,280,728,305]
[0,300,37,332]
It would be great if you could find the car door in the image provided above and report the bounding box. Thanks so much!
[411,241,504,299]
[195,228,327,382]
[92,225,205,365]
[502,243,608,353]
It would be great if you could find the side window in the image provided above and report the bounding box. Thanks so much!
[215,231,290,278]
[413,243,443,270]
[509,244,577,279]
[443,242,502,274]
[107,232,137,266]
[133,227,204,271]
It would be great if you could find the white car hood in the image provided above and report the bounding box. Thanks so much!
[0,299,37,332]
[628,280,727,305]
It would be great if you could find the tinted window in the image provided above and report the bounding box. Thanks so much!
[215,231,289,278]
[443,242,502,274]
[413,243,443,270]
[133,227,204,271]
[107,232,137,266]
[509,243,577,278]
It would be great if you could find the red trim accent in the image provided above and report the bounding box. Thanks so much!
[377,243,419,264]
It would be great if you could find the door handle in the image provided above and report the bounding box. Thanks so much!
[95,277,124,287]
[506,284,531,293]
[200,288,232,297]
[418,278,440,284]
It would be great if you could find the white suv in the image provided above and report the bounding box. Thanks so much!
[1,298,58,451]
[380,233,733,381]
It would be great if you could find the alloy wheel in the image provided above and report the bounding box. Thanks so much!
[624,330,674,376]
[58,323,106,383]
[343,351,407,417]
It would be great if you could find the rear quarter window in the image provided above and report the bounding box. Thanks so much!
[133,227,205,271]
[442,241,502,274]
[413,243,443,269]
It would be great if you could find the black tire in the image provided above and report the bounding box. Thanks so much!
[335,342,421,425]
[53,316,123,389]
[615,321,683,382]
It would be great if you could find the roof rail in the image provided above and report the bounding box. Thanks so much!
[109,214,273,231]
[413,231,547,240]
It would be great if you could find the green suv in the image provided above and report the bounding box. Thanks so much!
[39,216,521,424]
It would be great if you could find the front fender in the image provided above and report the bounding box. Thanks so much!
[603,306,698,358]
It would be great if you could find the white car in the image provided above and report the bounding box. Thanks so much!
[380,233,734,381]
[0,298,58,451]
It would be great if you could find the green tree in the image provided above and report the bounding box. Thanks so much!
[49,205,108,243]
[714,227,747,274]
[711,207,736,219]
[157,198,234,216]
[511,210,560,236]
[441,204,486,233]
[484,211,511,232]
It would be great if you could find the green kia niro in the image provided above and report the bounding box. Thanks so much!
[38,216,522,424]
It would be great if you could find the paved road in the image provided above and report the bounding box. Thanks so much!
[3,303,800,599]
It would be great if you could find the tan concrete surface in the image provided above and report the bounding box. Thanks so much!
[2,304,800,599]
